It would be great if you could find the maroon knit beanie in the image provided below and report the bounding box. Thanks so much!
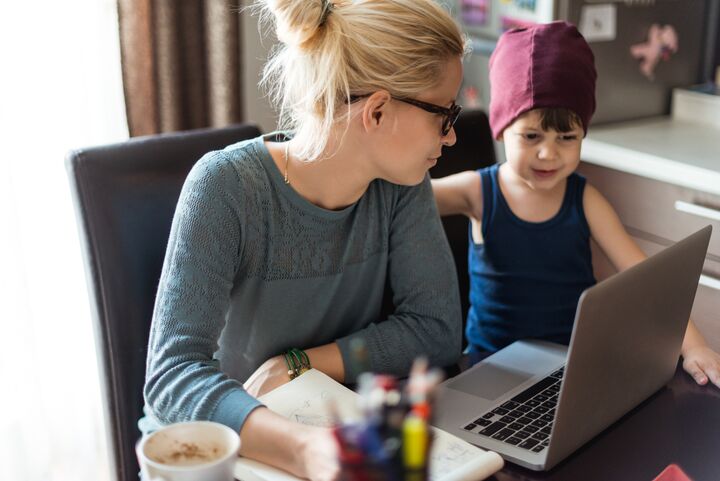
[488,21,597,139]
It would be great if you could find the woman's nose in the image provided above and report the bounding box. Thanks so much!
[441,126,457,147]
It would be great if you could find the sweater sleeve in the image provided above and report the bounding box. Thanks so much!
[143,151,262,433]
[337,174,463,381]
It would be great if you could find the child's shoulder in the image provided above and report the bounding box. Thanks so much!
[581,180,620,225]
[580,180,605,206]
[470,163,496,177]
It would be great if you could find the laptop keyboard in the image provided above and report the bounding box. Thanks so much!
[462,367,564,454]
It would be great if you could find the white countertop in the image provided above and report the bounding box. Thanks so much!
[581,117,720,196]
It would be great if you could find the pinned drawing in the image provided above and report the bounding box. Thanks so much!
[460,0,490,27]
[514,0,537,12]
[630,24,678,80]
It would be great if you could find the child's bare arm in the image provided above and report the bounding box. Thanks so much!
[584,183,720,388]
[430,171,482,219]
[583,184,645,270]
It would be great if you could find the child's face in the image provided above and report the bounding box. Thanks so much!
[501,109,583,191]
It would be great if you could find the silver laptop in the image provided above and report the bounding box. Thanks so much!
[434,225,712,471]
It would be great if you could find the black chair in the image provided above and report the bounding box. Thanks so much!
[430,109,497,335]
[66,124,262,481]
[67,111,494,481]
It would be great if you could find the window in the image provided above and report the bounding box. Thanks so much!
[0,1,128,479]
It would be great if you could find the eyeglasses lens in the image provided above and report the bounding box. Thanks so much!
[442,105,461,136]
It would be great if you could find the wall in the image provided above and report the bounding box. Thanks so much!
[241,6,278,133]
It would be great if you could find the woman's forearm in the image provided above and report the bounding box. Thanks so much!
[239,407,339,481]
[306,342,346,383]
[239,407,309,476]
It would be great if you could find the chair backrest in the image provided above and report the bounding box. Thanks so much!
[66,112,494,480]
[66,124,262,481]
[429,109,497,336]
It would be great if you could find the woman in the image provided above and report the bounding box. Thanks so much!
[142,1,467,480]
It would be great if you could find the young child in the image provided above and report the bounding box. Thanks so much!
[432,21,720,387]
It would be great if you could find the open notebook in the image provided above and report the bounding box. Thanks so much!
[234,369,503,481]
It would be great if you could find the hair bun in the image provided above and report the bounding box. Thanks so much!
[267,0,331,49]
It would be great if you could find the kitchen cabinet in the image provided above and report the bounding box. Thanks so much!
[578,161,720,351]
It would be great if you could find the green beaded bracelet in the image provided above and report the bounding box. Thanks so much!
[284,348,311,379]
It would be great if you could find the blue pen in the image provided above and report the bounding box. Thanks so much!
[360,418,388,462]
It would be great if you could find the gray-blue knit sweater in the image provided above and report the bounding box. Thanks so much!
[142,133,461,434]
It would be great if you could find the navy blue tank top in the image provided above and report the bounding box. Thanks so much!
[466,164,596,352]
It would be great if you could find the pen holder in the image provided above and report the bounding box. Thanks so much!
[340,458,429,481]
[337,363,442,481]
[338,430,433,481]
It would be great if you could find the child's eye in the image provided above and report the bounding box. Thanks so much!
[560,135,578,141]
[522,133,539,141]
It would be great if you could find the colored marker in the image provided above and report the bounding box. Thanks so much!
[402,411,429,470]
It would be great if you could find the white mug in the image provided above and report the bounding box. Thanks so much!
[136,421,240,481]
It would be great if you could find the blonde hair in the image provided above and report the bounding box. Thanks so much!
[255,0,467,161]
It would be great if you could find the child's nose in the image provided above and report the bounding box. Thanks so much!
[537,142,558,160]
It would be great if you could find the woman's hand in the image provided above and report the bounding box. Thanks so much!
[243,355,291,397]
[240,408,340,481]
[682,345,720,388]
[296,425,341,481]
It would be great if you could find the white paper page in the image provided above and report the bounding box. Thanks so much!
[234,369,503,481]
[234,458,301,481]
[428,428,504,481]
[257,369,362,423]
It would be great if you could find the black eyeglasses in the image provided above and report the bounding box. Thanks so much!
[350,94,462,136]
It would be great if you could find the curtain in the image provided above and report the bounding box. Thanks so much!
[117,0,244,136]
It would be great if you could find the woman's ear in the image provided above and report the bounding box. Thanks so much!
[361,91,392,132]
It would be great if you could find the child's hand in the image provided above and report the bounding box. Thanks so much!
[682,346,720,388]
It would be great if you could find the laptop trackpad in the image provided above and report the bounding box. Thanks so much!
[447,363,534,401]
